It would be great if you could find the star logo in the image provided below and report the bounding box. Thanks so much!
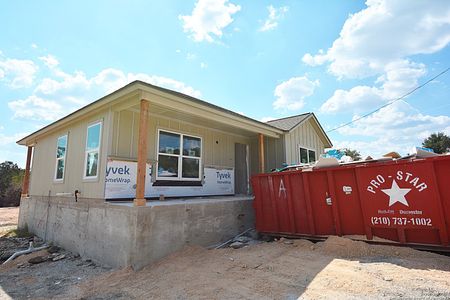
[381,180,411,207]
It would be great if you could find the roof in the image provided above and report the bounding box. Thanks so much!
[266,113,312,131]
[267,113,333,148]
[17,80,284,145]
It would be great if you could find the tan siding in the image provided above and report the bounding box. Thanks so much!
[113,111,254,170]
[264,136,285,171]
[30,109,110,199]
[282,119,325,165]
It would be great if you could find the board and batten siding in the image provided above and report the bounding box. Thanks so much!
[110,110,257,173]
[284,118,325,165]
[263,136,285,172]
[29,109,111,199]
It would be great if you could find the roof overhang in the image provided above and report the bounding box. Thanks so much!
[17,81,283,146]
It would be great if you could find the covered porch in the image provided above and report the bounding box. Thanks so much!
[103,84,282,205]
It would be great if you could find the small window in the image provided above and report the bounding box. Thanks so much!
[157,130,202,181]
[54,135,68,180]
[84,122,102,179]
[299,147,316,164]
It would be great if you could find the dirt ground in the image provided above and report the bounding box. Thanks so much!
[1,207,450,299]
[0,207,19,235]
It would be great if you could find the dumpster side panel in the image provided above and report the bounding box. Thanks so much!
[433,158,450,243]
[307,172,335,235]
[356,161,447,245]
[252,156,450,249]
[332,169,366,236]
[288,173,311,234]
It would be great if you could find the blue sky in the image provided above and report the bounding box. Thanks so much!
[1,0,450,166]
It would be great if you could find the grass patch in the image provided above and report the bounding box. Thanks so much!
[1,227,33,238]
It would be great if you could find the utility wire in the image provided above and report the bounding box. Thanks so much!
[326,67,450,133]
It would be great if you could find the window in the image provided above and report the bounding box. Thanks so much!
[84,121,102,179]
[157,130,202,180]
[54,135,68,180]
[299,147,316,164]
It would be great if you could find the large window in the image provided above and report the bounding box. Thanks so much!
[157,130,202,180]
[54,134,68,181]
[84,121,102,179]
[299,147,316,164]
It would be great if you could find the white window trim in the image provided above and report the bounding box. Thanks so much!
[298,145,316,164]
[156,129,202,181]
[54,134,68,182]
[83,121,103,180]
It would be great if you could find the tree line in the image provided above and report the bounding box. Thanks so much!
[0,161,24,207]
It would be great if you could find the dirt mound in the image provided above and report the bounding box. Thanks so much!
[316,236,444,260]
[317,236,373,258]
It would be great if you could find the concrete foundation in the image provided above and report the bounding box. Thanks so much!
[18,195,254,269]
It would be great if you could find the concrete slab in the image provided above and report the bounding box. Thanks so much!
[18,195,254,269]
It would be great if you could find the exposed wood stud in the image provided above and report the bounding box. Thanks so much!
[21,146,33,197]
[134,100,149,207]
[258,133,265,173]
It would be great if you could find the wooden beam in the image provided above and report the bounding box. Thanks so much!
[258,133,265,173]
[134,100,149,206]
[21,146,33,197]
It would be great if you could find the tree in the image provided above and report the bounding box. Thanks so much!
[0,161,24,207]
[342,148,362,161]
[422,132,450,154]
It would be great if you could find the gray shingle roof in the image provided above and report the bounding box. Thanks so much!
[266,113,312,131]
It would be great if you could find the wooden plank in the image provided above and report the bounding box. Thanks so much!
[134,100,149,206]
[258,133,265,173]
[21,146,33,197]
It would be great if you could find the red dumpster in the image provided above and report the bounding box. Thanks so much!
[251,155,450,249]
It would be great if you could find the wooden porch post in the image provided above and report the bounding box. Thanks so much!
[134,100,149,207]
[258,133,265,173]
[21,146,33,197]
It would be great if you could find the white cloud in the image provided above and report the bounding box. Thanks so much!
[31,43,38,49]
[8,95,64,121]
[179,0,241,42]
[320,60,426,113]
[333,101,450,156]
[200,62,208,69]
[7,60,201,121]
[39,55,59,69]
[260,5,289,32]
[302,0,450,79]
[273,76,319,111]
[0,58,38,88]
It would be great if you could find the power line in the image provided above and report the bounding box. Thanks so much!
[326,67,450,133]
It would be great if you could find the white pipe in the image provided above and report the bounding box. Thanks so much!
[3,242,49,265]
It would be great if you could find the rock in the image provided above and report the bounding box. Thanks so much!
[230,241,246,249]
[28,256,47,264]
[310,245,315,251]
[247,229,260,240]
[47,246,61,254]
[52,254,66,261]
[283,239,294,245]
[383,276,393,281]
[234,236,252,243]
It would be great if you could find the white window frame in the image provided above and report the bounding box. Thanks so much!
[299,146,316,164]
[54,134,68,182]
[156,129,202,181]
[83,121,102,180]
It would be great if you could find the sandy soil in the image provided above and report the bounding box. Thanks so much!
[1,207,449,299]
[0,207,19,235]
